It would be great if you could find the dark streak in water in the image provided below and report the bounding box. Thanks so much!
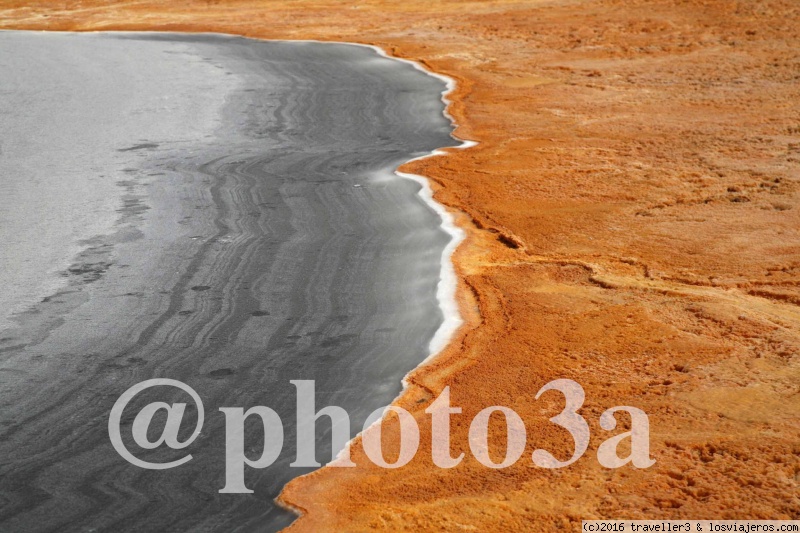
[117,143,159,152]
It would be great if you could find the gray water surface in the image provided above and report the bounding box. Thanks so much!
[0,31,457,532]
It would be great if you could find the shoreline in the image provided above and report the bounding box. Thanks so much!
[2,2,799,531]
[4,30,480,521]
[313,45,478,479]
[0,30,464,531]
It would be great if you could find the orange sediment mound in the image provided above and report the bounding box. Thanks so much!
[3,1,798,530]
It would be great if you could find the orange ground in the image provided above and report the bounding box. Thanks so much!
[2,1,799,530]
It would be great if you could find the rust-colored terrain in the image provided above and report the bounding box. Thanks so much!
[2,1,798,530]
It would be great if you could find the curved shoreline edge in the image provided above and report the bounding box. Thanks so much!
[252,36,477,366]
[266,38,479,520]
[2,28,477,528]
[85,32,475,377]
[100,31,476,524]
[87,32,476,519]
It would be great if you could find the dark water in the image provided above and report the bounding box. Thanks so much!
[0,32,457,532]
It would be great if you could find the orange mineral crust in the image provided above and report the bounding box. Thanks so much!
[2,0,798,530]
